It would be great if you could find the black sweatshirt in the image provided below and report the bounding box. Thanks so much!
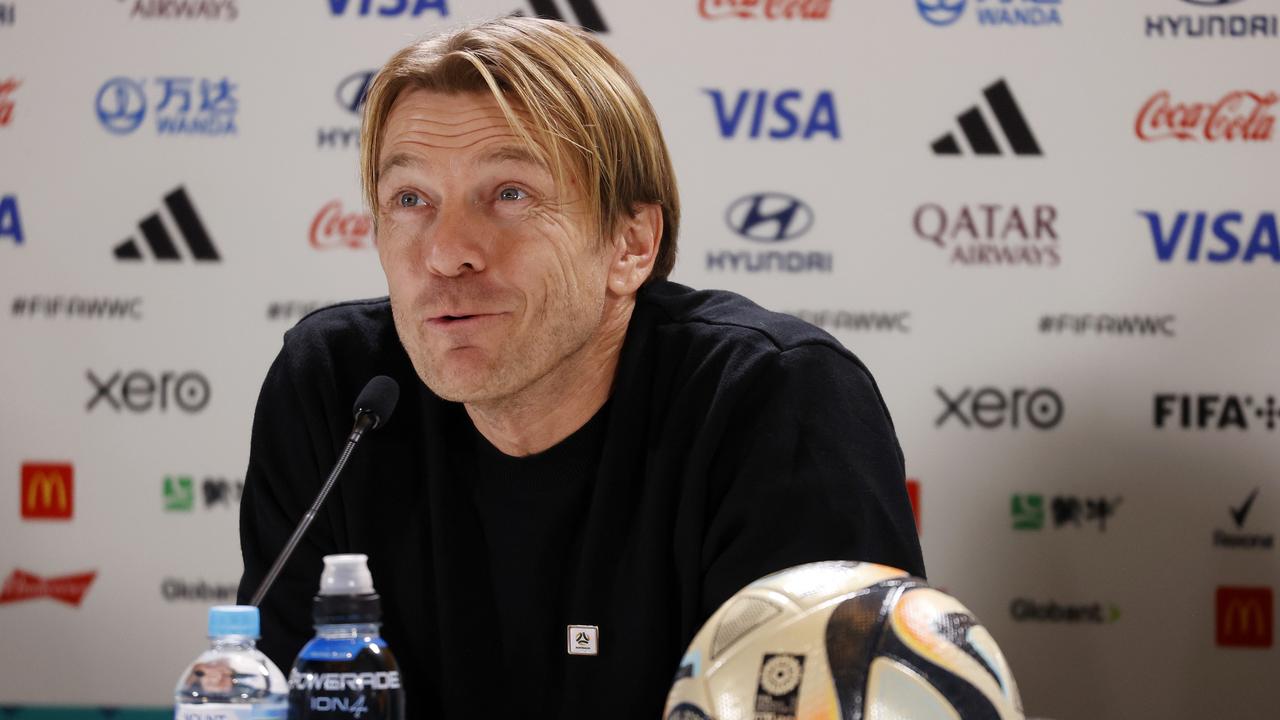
[236,280,925,719]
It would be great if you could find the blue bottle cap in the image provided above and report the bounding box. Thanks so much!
[208,605,260,638]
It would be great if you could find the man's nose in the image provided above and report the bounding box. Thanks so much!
[423,201,486,277]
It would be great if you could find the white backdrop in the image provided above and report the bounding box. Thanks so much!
[2,1,1278,718]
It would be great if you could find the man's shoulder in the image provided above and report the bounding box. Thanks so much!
[637,280,851,361]
[284,297,395,349]
[276,298,405,380]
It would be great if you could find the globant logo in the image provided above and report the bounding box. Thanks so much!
[916,0,1061,28]
[328,0,448,17]
[1146,0,1277,38]
[706,192,831,273]
[698,0,830,20]
[95,76,238,137]
[1141,211,1279,263]
[0,194,22,245]
[704,89,840,140]
[127,0,238,20]
[785,310,911,333]
[86,369,211,414]
[161,578,238,602]
[0,569,97,607]
[1153,393,1279,430]
[913,203,1058,266]
[1010,598,1120,624]
[935,386,1064,429]
[0,77,17,127]
[1136,90,1276,142]
[311,200,374,249]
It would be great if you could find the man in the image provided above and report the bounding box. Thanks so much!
[238,16,923,719]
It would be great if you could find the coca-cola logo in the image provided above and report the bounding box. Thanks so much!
[1136,90,1276,142]
[310,200,374,250]
[699,0,830,20]
[0,569,97,607]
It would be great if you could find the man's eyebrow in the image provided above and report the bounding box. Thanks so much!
[476,144,547,169]
[378,152,422,180]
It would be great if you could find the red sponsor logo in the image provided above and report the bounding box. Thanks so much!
[21,462,73,520]
[699,0,830,20]
[0,77,17,127]
[0,569,97,607]
[906,478,921,533]
[309,200,373,249]
[1216,586,1273,648]
[1136,90,1276,142]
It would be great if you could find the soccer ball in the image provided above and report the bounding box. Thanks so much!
[664,561,1023,720]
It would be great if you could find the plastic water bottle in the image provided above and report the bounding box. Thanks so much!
[175,604,288,719]
[288,554,404,719]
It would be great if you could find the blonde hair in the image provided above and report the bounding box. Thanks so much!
[360,16,680,282]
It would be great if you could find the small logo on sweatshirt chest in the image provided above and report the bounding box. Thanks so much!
[567,625,599,656]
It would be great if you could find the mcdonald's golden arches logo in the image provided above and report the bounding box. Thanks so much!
[20,462,73,520]
[1216,586,1273,648]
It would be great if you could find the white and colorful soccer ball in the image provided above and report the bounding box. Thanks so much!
[664,561,1023,720]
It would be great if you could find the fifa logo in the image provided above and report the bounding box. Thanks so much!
[21,463,73,520]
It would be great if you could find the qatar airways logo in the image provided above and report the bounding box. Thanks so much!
[311,200,373,250]
[698,0,830,20]
[1136,90,1276,142]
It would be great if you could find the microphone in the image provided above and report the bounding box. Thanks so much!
[250,375,400,607]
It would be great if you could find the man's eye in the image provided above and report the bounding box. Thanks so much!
[498,187,528,202]
[398,192,422,208]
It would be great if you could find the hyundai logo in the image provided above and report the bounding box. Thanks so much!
[725,193,815,243]
[336,70,375,115]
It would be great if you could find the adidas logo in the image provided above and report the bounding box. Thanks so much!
[114,186,220,262]
[932,79,1042,157]
[518,0,608,33]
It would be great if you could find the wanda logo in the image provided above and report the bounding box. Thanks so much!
[310,200,373,250]
[1136,90,1276,142]
[698,0,830,20]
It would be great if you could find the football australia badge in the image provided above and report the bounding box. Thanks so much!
[567,625,599,656]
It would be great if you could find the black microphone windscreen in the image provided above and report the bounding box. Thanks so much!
[353,375,400,428]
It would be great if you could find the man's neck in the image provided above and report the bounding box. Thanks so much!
[463,298,633,457]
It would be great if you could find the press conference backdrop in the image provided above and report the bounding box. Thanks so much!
[2,0,1278,717]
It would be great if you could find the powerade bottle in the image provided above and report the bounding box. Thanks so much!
[174,605,288,719]
[288,554,405,719]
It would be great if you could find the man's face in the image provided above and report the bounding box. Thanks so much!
[375,88,613,404]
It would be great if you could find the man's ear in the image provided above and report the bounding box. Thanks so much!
[607,203,662,296]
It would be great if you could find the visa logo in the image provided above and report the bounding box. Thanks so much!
[327,0,448,17]
[1140,211,1280,263]
[0,195,22,245]
[704,89,840,140]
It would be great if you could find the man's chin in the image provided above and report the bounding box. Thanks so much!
[414,359,505,404]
